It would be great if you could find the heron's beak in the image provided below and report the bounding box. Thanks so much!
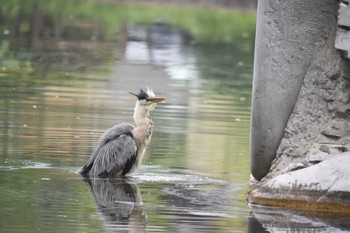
[150,97,166,103]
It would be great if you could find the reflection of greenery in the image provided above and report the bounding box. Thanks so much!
[122,5,256,44]
[0,169,103,232]
[1,0,255,42]
[0,0,255,85]
[194,43,253,95]
[0,40,33,75]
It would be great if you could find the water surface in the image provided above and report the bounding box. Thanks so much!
[1,2,347,233]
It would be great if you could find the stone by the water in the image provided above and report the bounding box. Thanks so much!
[248,152,350,212]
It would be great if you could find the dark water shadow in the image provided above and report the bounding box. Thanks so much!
[82,177,146,232]
[246,211,270,233]
[247,204,350,233]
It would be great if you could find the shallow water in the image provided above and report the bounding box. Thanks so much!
[1,4,349,233]
[0,18,252,232]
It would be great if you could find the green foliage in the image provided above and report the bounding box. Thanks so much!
[1,0,255,42]
[0,40,34,75]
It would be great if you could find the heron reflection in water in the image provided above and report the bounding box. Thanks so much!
[83,178,146,232]
[80,87,166,177]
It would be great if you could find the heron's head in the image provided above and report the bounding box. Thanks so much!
[130,87,166,112]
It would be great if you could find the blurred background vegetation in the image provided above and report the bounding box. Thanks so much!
[0,0,256,83]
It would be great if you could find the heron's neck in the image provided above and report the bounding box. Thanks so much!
[132,103,153,148]
[133,103,151,127]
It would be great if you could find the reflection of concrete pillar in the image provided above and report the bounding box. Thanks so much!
[31,5,44,45]
[91,22,101,42]
[12,11,22,40]
[146,25,153,62]
[118,20,128,56]
[54,19,62,41]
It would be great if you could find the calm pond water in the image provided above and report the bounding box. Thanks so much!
[0,2,348,233]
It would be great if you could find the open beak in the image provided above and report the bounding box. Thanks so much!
[150,97,166,103]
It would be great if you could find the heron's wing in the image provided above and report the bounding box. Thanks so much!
[80,123,137,177]
[92,134,137,177]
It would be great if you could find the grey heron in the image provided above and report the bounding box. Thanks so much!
[80,87,166,177]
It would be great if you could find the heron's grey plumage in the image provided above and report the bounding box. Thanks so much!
[79,88,165,178]
[80,123,138,177]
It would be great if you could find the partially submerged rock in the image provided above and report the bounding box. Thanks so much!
[248,152,350,212]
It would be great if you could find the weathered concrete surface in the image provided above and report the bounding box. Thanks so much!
[260,44,350,183]
[336,0,350,59]
[250,0,341,181]
[248,0,350,211]
[248,153,350,212]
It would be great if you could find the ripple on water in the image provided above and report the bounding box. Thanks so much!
[0,160,52,171]
[135,165,227,185]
